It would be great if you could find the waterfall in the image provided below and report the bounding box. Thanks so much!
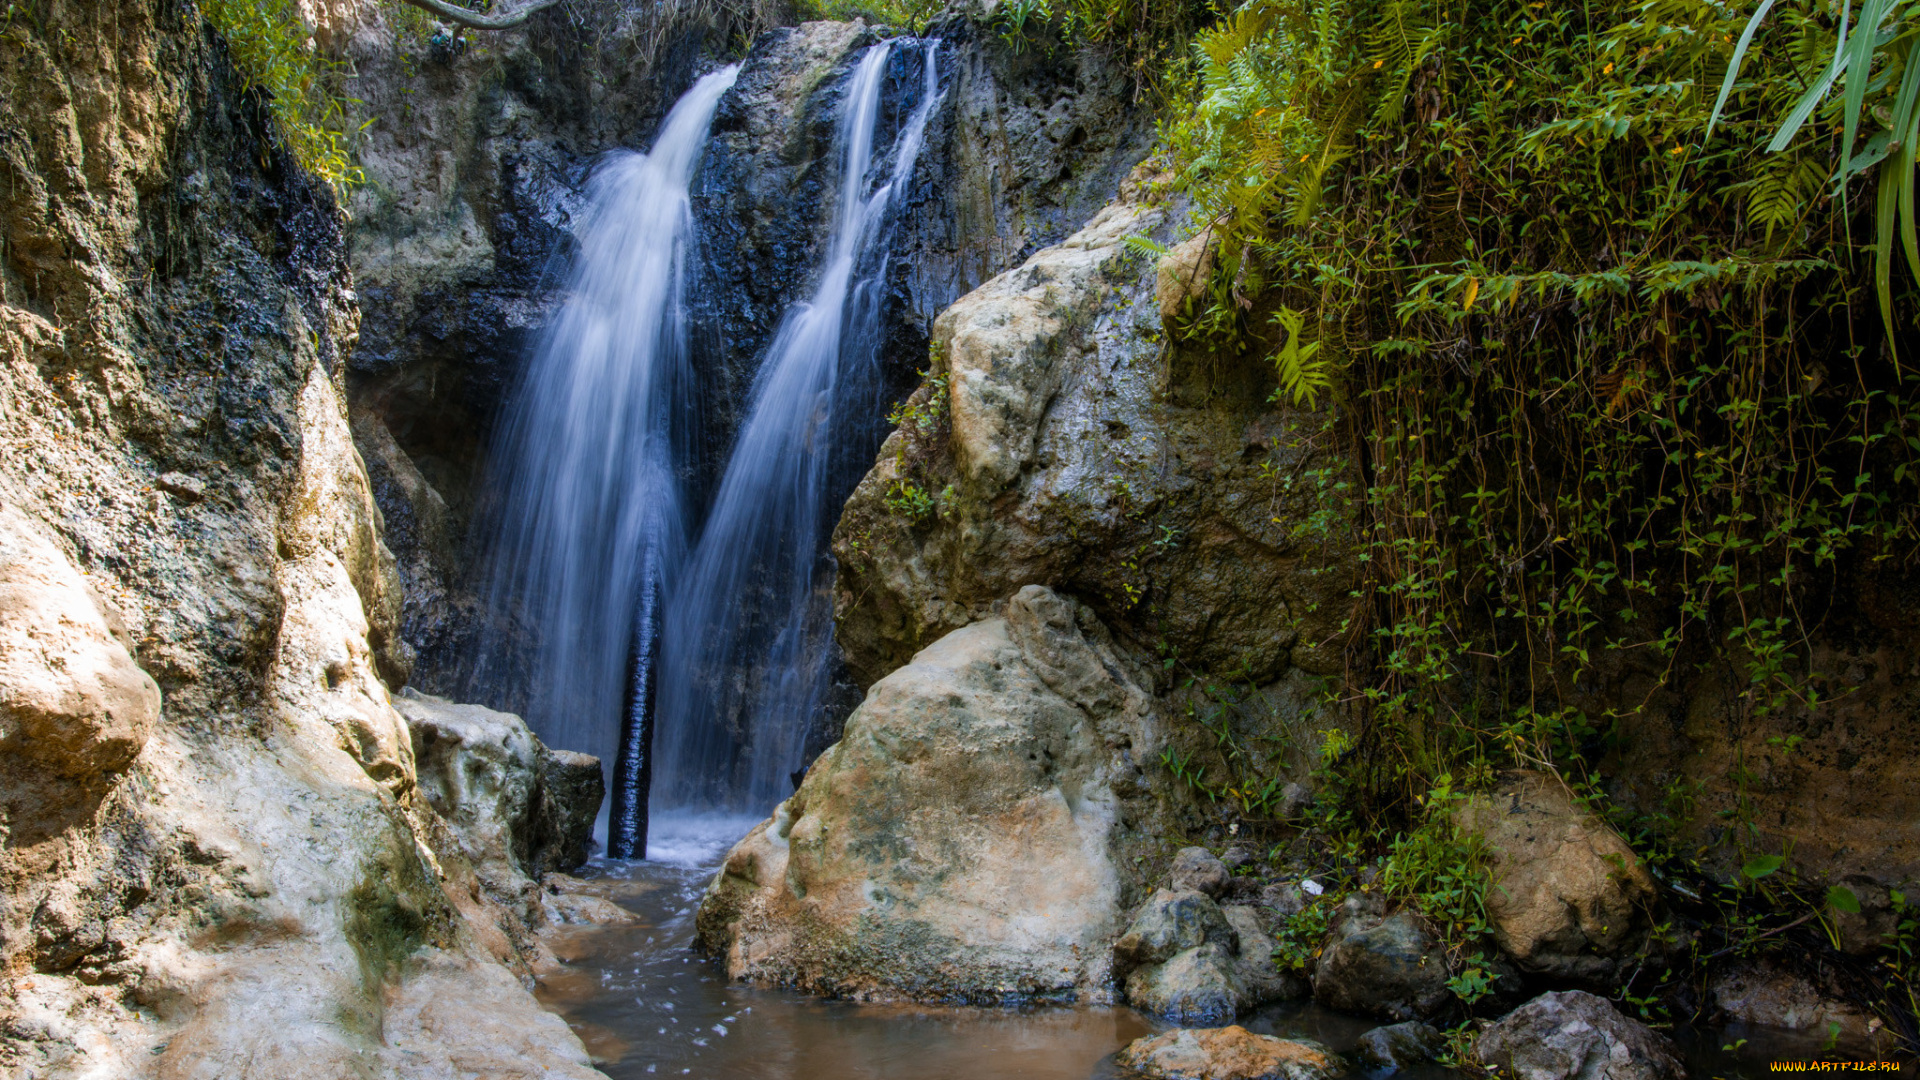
[651,41,944,816]
[469,66,739,857]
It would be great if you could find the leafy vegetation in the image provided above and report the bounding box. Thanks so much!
[203,0,365,189]
[1146,0,1920,1046]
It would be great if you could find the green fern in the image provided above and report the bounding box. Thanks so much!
[1738,151,1827,242]
[1365,0,1443,125]
[1270,306,1332,407]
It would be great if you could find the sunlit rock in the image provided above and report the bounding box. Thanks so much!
[696,585,1152,1001]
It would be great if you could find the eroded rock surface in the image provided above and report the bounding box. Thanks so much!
[0,510,160,781]
[0,3,603,1075]
[695,585,1154,1001]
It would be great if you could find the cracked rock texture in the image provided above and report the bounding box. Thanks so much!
[0,2,603,1075]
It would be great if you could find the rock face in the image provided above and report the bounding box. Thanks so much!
[344,6,1155,733]
[695,585,1155,1001]
[398,690,602,882]
[1312,900,1453,1022]
[1116,1027,1343,1080]
[341,2,732,702]
[832,159,1356,736]
[1477,991,1685,1080]
[1456,771,1661,982]
[0,3,601,1075]
[0,510,160,781]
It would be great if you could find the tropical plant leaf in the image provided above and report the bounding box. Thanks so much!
[1705,0,1778,144]
[1742,854,1786,880]
[1827,884,1863,913]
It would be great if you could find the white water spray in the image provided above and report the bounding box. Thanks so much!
[652,42,944,816]
[470,66,739,855]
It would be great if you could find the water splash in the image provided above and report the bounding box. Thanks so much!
[469,66,740,856]
[652,42,945,814]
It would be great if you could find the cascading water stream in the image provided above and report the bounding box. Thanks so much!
[468,66,739,858]
[651,42,944,817]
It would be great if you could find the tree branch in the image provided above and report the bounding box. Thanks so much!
[394,0,561,31]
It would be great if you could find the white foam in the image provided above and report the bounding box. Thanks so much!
[644,813,762,868]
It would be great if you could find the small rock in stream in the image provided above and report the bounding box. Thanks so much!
[1116,1026,1343,1080]
[1352,1021,1445,1073]
[1476,990,1685,1080]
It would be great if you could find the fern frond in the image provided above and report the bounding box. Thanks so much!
[1270,306,1334,407]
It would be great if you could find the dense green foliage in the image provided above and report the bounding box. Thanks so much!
[1144,0,1920,1042]
[203,0,364,188]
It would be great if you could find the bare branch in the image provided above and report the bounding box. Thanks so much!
[394,0,561,31]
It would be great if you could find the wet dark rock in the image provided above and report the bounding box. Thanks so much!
[531,746,604,875]
[1476,991,1685,1080]
[1707,957,1884,1044]
[1353,1021,1444,1073]
[1313,907,1453,1022]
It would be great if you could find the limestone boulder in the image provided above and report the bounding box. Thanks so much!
[1127,942,1247,1024]
[1114,888,1300,1022]
[1113,888,1238,975]
[1455,772,1661,981]
[0,509,159,780]
[396,690,603,884]
[1476,991,1684,1080]
[1312,904,1453,1022]
[1116,1026,1343,1080]
[833,171,1358,697]
[696,585,1153,1000]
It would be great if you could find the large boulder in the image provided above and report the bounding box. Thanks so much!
[1313,901,1453,1022]
[1456,771,1661,981]
[0,509,159,780]
[1477,991,1684,1080]
[1116,1026,1343,1080]
[832,168,1358,697]
[695,585,1154,1000]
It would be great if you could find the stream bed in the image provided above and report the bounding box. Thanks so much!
[532,821,1881,1080]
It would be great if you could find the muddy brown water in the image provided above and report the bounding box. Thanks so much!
[532,820,1896,1080]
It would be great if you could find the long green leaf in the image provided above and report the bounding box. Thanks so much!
[1876,152,1901,347]
[1770,5,1851,152]
[1844,0,1898,172]
[1706,0,1778,144]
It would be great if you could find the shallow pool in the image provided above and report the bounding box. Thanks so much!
[531,822,1892,1080]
